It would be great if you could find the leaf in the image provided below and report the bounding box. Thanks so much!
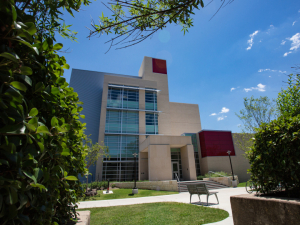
[19,75,32,86]
[30,183,48,192]
[17,194,28,210]
[24,22,37,35]
[11,5,17,22]
[35,82,45,92]
[62,64,70,69]
[37,142,44,152]
[6,188,18,205]
[53,43,63,50]
[24,122,36,132]
[28,117,38,128]
[29,108,38,117]
[80,115,85,119]
[36,126,50,134]
[10,81,27,92]
[33,168,43,180]
[20,66,33,75]
[51,87,60,95]
[0,52,19,63]
[23,171,37,184]
[0,159,9,166]
[0,124,26,134]
[51,117,58,127]
[64,176,78,181]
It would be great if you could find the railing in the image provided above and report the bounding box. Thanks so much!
[174,173,181,193]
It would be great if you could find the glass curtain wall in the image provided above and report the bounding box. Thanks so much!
[103,85,140,181]
[146,113,158,134]
[145,91,157,110]
[183,133,201,177]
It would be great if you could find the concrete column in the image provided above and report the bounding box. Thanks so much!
[180,145,197,180]
[139,152,148,180]
[148,145,172,181]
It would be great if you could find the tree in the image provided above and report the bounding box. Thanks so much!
[0,0,91,224]
[276,73,300,117]
[84,137,108,192]
[236,96,277,133]
[89,0,233,50]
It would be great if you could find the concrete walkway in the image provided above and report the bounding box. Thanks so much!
[78,187,247,225]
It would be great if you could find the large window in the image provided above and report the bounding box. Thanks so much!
[146,113,158,134]
[103,135,139,181]
[105,110,139,134]
[107,86,139,109]
[145,91,157,111]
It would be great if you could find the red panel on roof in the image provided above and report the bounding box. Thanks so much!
[152,58,167,74]
[199,131,235,157]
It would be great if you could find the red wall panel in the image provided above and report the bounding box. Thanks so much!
[199,131,235,157]
[152,58,167,74]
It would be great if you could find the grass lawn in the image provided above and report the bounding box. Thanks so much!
[79,189,178,201]
[78,202,229,225]
[238,182,247,187]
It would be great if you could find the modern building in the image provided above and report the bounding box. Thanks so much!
[70,56,250,183]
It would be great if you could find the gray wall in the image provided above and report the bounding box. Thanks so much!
[69,69,105,182]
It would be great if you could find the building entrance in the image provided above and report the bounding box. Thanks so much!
[172,162,179,180]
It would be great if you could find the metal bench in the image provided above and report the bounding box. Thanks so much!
[186,183,219,206]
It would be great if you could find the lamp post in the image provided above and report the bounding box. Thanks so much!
[227,151,237,187]
[132,153,138,194]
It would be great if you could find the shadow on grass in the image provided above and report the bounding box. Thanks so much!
[128,194,134,196]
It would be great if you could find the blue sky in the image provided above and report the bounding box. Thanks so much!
[56,0,300,133]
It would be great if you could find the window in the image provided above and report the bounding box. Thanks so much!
[107,87,139,109]
[146,113,158,134]
[105,110,139,134]
[145,91,157,111]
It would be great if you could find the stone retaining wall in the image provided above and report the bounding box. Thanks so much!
[231,194,300,225]
[203,175,239,187]
[114,180,178,192]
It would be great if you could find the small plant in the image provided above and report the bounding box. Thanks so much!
[197,176,205,180]
[204,171,230,178]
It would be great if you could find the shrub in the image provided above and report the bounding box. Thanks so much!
[197,176,205,180]
[247,115,300,195]
[0,1,88,224]
[204,171,230,178]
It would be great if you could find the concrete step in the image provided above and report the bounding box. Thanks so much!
[177,180,229,192]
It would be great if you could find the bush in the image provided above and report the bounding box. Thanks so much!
[0,1,87,224]
[204,171,230,178]
[197,176,205,180]
[247,115,300,195]
[81,181,110,190]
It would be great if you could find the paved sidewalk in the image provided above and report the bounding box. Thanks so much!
[78,187,247,225]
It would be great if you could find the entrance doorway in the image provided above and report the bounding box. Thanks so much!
[172,162,179,180]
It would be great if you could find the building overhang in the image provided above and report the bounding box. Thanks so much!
[139,135,192,152]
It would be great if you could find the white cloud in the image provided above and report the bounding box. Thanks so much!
[293,21,297,26]
[217,116,227,121]
[244,83,266,92]
[258,69,286,73]
[283,33,300,57]
[281,40,286,45]
[230,87,236,91]
[220,107,229,114]
[210,113,217,116]
[246,30,259,50]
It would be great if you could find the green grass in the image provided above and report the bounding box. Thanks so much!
[79,189,178,201]
[238,182,247,187]
[78,202,229,225]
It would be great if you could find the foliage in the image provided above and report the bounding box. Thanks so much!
[81,181,111,190]
[79,202,229,224]
[84,138,108,191]
[204,171,230,178]
[232,133,254,153]
[0,0,91,224]
[79,189,178,201]
[236,96,277,133]
[276,73,300,117]
[197,175,204,180]
[90,0,233,50]
[247,115,300,195]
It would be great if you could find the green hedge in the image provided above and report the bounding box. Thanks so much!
[248,115,300,195]
[0,1,87,224]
